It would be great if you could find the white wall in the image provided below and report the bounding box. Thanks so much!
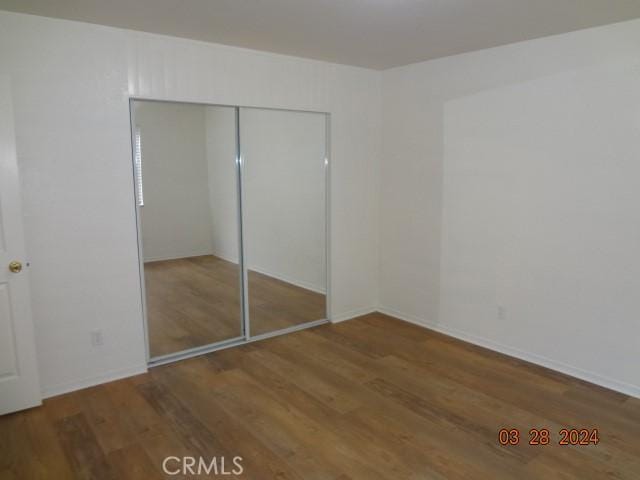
[0,11,380,396]
[135,101,214,262]
[380,19,640,396]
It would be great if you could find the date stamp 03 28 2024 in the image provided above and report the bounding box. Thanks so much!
[498,428,600,446]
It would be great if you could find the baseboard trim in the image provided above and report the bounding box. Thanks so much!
[377,306,640,399]
[331,306,377,323]
[42,363,148,399]
[42,308,638,400]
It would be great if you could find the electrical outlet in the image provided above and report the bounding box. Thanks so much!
[91,329,104,347]
[497,305,506,321]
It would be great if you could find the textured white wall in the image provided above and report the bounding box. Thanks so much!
[380,19,640,396]
[0,11,380,396]
[135,101,215,262]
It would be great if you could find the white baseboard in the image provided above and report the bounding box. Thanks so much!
[377,306,640,399]
[42,363,148,399]
[331,306,377,323]
[42,308,638,400]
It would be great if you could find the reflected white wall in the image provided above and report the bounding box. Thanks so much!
[135,101,214,262]
[242,108,327,293]
[206,106,240,263]
[138,102,326,294]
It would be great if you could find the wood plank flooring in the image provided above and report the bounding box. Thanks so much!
[2,313,639,479]
[145,256,326,357]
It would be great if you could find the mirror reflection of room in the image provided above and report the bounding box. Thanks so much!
[133,100,328,360]
[134,101,242,358]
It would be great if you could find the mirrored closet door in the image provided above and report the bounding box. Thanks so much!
[131,100,328,364]
[240,108,327,336]
[132,101,243,360]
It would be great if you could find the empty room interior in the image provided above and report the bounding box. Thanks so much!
[0,1,639,478]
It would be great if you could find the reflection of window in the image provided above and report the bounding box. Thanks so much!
[134,126,144,206]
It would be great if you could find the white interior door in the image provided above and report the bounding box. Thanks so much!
[0,76,41,415]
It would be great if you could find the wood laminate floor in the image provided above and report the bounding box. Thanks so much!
[145,255,326,357]
[2,313,639,479]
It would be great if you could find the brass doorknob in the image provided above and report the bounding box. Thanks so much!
[8,261,22,273]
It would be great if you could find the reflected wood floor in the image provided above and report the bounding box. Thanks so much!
[2,313,640,479]
[145,255,326,357]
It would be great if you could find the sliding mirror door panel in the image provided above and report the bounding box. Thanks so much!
[132,101,243,359]
[240,108,328,336]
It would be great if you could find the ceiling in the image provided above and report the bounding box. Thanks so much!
[1,0,640,70]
